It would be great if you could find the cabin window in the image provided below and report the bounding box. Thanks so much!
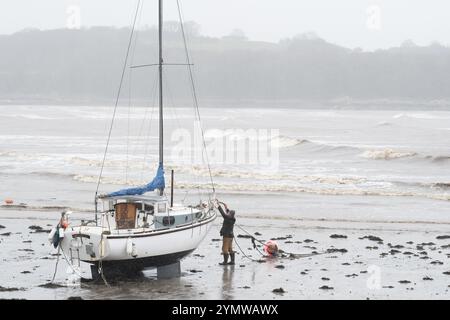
[162,216,175,226]
[114,203,137,229]
[158,202,166,213]
[144,204,154,213]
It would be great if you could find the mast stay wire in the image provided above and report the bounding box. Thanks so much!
[163,75,187,199]
[176,0,216,195]
[132,70,158,158]
[164,72,205,201]
[126,0,145,184]
[95,0,142,197]
[138,71,159,181]
[164,74,183,131]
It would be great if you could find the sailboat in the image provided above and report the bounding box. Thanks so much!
[54,0,217,279]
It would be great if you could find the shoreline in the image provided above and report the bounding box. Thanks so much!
[2,205,450,227]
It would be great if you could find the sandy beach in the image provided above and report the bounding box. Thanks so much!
[1,206,449,300]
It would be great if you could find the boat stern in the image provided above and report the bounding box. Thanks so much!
[59,226,108,264]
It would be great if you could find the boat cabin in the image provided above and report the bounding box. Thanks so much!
[100,195,200,231]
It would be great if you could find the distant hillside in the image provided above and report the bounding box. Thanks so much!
[1,26,450,106]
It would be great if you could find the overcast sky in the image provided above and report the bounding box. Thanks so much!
[1,0,449,50]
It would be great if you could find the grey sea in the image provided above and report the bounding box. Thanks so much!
[0,104,450,299]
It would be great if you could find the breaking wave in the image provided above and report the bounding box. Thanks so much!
[2,136,449,166]
[360,149,417,160]
[71,171,368,186]
[0,151,18,157]
[392,112,450,120]
[69,174,450,202]
[428,155,450,163]
[270,135,309,148]
[376,121,393,127]
[170,183,449,202]
[432,182,450,190]
[25,169,450,202]
[0,204,92,213]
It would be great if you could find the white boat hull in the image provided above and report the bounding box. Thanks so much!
[60,212,216,271]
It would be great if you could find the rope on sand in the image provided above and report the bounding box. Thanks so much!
[233,236,262,262]
[234,223,328,260]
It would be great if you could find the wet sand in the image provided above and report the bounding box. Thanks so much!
[0,208,449,300]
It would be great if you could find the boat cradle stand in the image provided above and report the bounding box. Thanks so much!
[89,261,182,281]
[156,261,181,279]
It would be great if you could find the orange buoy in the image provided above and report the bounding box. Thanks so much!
[263,240,279,256]
[4,199,13,205]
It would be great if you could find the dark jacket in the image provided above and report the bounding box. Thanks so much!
[218,205,235,237]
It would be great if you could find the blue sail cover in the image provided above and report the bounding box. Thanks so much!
[107,163,165,197]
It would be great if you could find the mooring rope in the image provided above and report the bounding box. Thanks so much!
[50,245,61,283]
[235,222,328,258]
[59,245,87,280]
[233,236,261,262]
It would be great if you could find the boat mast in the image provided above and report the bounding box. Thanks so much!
[158,0,164,195]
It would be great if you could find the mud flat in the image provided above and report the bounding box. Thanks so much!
[0,209,449,300]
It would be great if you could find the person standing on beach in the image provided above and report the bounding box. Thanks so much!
[216,201,236,265]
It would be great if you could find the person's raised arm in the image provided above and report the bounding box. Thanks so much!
[218,204,227,218]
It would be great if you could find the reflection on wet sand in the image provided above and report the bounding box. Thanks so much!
[80,270,201,300]
[221,265,235,300]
